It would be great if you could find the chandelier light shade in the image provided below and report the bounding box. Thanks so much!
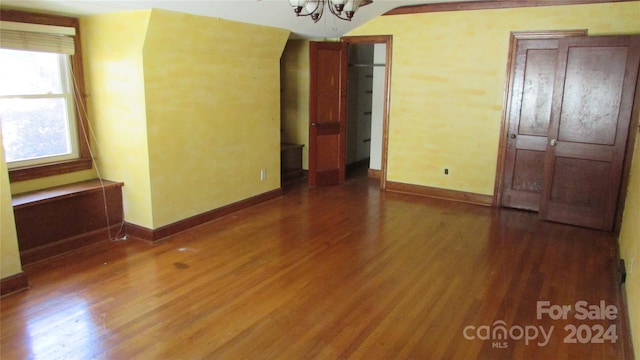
[289,0,371,23]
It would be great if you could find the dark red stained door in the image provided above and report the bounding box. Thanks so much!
[308,41,348,187]
[539,35,640,230]
[502,39,559,211]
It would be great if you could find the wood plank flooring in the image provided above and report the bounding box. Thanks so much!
[0,176,629,359]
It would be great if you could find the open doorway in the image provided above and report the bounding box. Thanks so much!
[344,40,388,185]
[346,44,386,178]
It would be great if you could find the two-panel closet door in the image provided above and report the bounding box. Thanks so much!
[502,35,640,231]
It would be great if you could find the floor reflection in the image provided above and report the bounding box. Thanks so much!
[26,297,104,359]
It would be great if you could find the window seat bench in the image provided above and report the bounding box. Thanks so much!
[11,179,124,265]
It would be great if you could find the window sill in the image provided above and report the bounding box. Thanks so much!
[8,158,93,183]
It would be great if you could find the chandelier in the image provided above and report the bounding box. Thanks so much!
[288,0,372,23]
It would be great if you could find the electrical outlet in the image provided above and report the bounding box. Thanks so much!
[260,169,267,181]
[444,168,449,175]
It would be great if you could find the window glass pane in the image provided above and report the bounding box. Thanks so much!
[0,49,63,96]
[0,98,72,162]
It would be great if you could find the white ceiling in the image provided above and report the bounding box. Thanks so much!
[0,0,472,39]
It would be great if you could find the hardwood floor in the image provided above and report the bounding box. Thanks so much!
[0,176,629,359]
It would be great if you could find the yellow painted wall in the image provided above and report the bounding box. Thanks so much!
[81,10,154,228]
[620,137,640,359]
[9,169,96,195]
[281,40,311,169]
[83,9,290,229]
[348,1,640,195]
[0,129,22,278]
[142,10,289,227]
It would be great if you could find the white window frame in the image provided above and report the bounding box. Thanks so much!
[1,51,80,169]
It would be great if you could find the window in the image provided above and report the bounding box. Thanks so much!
[0,10,91,182]
[0,50,79,167]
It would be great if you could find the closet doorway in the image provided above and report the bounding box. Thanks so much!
[344,42,386,183]
[498,31,640,231]
[343,36,391,189]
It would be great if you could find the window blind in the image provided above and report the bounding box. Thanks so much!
[0,21,75,55]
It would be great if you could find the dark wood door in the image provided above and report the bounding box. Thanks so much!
[539,35,640,230]
[502,39,559,211]
[308,41,348,187]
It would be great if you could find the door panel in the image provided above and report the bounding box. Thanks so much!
[316,135,339,169]
[501,39,559,211]
[519,49,557,137]
[512,149,545,193]
[540,35,640,230]
[309,42,348,186]
[550,157,610,209]
[557,47,628,145]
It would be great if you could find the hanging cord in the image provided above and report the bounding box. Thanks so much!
[69,59,127,242]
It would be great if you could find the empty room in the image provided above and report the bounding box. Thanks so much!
[1,0,639,359]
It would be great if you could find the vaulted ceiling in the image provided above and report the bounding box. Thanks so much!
[0,0,475,39]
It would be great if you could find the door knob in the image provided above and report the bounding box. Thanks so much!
[510,134,517,139]
[550,139,557,146]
